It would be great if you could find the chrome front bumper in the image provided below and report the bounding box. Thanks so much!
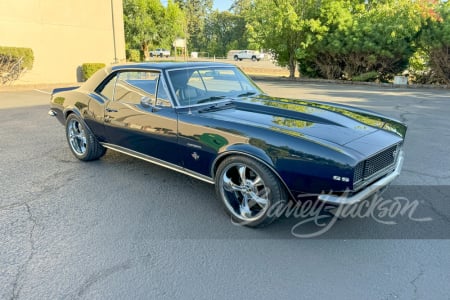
[318,151,404,205]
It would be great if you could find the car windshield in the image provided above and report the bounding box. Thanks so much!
[167,66,261,106]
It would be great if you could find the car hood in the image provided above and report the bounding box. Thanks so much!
[198,95,404,146]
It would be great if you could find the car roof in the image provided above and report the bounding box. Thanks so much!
[81,61,238,92]
[110,61,235,72]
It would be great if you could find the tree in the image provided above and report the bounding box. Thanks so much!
[418,1,450,84]
[175,0,213,52]
[297,0,358,79]
[245,0,326,79]
[204,11,248,57]
[123,0,185,61]
[160,1,187,49]
[123,0,164,60]
[300,0,432,81]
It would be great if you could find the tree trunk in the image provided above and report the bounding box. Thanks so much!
[288,51,296,79]
[141,41,150,61]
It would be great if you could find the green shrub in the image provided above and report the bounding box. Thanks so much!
[0,46,34,70]
[126,49,141,62]
[352,71,379,82]
[81,63,106,81]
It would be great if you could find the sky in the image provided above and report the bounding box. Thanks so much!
[160,0,234,11]
[213,0,234,11]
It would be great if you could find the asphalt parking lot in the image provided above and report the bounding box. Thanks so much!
[1,80,449,299]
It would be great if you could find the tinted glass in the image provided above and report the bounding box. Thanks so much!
[167,66,260,106]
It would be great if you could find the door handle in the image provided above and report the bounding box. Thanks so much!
[106,108,118,113]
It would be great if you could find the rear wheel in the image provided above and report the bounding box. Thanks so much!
[215,156,288,227]
[65,114,106,161]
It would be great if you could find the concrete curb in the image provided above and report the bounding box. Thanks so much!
[248,74,450,90]
[0,83,79,92]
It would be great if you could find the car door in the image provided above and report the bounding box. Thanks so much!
[102,70,180,165]
[172,68,248,177]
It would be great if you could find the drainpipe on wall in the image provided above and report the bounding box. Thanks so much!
[110,0,118,64]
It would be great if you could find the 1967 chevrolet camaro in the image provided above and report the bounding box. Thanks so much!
[49,62,406,227]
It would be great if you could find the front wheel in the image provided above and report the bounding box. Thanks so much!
[215,156,288,227]
[234,55,239,61]
[65,114,106,161]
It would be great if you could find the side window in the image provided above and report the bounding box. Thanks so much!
[97,75,117,100]
[114,71,159,104]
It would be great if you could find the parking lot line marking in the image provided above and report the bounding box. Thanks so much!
[34,89,52,95]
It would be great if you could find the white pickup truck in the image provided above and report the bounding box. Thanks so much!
[149,48,170,58]
[233,50,264,61]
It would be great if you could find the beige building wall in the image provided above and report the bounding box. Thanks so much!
[0,0,125,84]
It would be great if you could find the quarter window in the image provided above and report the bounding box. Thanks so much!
[96,70,172,107]
[97,75,116,100]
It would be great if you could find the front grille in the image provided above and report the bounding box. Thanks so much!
[354,144,399,187]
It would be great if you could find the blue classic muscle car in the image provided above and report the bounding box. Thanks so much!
[49,62,406,227]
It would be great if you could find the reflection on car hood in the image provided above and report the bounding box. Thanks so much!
[198,95,405,146]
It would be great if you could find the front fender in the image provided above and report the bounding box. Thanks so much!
[212,143,274,176]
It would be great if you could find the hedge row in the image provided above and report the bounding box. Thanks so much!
[0,46,34,70]
[126,49,141,62]
[81,63,106,81]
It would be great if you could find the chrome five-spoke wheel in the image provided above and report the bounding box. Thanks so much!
[65,114,106,161]
[67,117,87,155]
[215,156,287,227]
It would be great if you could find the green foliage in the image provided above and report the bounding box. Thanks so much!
[175,0,213,52]
[123,0,185,59]
[352,71,379,82]
[204,11,248,57]
[119,0,447,84]
[81,63,106,81]
[300,0,428,81]
[417,1,450,84]
[0,46,34,70]
[245,0,326,78]
[126,49,141,62]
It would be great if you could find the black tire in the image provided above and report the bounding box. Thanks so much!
[150,53,154,57]
[159,53,163,58]
[234,55,239,61]
[215,156,288,227]
[251,56,257,61]
[65,114,106,161]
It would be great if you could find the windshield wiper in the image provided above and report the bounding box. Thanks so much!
[197,96,226,104]
[237,92,257,97]
[198,102,234,113]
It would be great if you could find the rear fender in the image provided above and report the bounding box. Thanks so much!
[52,86,79,95]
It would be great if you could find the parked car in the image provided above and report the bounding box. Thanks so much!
[49,62,406,227]
[149,48,170,58]
[233,50,264,61]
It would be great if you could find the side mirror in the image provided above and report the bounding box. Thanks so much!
[141,96,152,107]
